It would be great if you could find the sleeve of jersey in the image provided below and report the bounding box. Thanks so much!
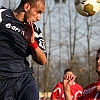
[33,24,47,57]
[51,83,61,99]
[75,84,83,100]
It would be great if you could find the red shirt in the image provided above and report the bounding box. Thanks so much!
[51,82,83,100]
[78,79,100,100]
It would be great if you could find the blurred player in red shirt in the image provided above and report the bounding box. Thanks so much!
[51,68,83,100]
[64,48,100,100]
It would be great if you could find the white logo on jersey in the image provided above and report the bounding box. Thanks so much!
[5,23,25,35]
[83,86,96,95]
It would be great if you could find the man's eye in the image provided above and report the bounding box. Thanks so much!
[37,10,42,14]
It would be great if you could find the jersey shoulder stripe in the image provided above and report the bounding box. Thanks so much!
[0,7,7,23]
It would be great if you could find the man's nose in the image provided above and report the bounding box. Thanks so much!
[37,14,41,21]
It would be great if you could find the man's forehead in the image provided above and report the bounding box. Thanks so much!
[65,71,73,74]
[36,0,45,12]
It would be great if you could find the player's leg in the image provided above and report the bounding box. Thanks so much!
[0,78,18,100]
[18,74,39,100]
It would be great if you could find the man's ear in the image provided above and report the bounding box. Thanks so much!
[24,3,30,11]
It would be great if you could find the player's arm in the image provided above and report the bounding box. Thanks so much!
[63,75,72,100]
[24,22,47,65]
[63,74,76,100]
[30,45,47,65]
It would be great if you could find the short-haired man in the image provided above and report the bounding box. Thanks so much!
[51,68,83,100]
[0,0,47,100]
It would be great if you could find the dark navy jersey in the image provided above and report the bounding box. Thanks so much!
[0,7,47,77]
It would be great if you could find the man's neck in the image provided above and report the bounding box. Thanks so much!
[13,8,24,22]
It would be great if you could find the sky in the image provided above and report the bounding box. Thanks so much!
[0,0,20,8]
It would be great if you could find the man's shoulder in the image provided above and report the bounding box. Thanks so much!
[0,6,7,15]
[57,82,63,85]
[0,6,14,23]
[54,82,63,88]
[84,79,100,90]
[0,6,8,14]
[52,82,63,93]
[71,82,83,90]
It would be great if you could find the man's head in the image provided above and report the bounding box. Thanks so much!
[63,68,76,86]
[63,68,75,80]
[64,68,74,75]
[96,48,100,76]
[17,0,45,23]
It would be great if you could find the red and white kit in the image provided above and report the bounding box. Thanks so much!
[51,82,83,100]
[78,79,100,100]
